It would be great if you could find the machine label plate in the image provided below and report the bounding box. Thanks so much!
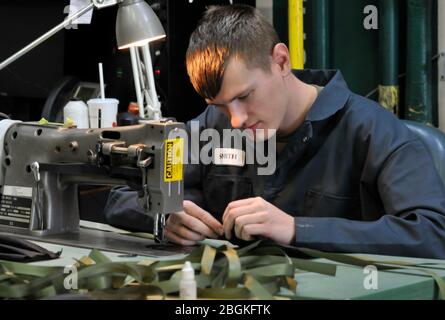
[0,186,32,228]
[164,138,184,182]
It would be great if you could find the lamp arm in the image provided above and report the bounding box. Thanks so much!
[0,2,95,71]
[129,44,162,120]
[129,47,145,119]
[141,44,161,119]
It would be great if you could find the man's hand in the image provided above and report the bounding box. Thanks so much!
[222,197,295,245]
[165,200,224,246]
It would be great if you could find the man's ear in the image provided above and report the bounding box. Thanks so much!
[271,43,291,76]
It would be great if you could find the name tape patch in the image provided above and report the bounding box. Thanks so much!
[214,148,245,167]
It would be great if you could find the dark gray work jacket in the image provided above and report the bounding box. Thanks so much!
[104,70,445,259]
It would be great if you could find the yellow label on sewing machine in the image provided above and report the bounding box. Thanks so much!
[164,138,184,182]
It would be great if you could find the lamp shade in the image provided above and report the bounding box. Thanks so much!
[116,0,166,49]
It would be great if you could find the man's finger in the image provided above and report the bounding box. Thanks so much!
[177,212,220,239]
[172,224,206,241]
[165,228,197,246]
[223,201,260,224]
[240,224,263,241]
[223,203,259,239]
[183,200,223,235]
[233,211,268,239]
[169,211,219,239]
[222,197,257,222]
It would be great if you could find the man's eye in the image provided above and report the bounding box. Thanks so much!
[238,92,250,100]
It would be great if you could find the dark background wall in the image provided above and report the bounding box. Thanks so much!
[0,0,254,123]
[0,0,65,120]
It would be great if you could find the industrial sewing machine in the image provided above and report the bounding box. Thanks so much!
[0,119,185,255]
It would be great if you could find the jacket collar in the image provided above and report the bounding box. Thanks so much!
[292,69,352,122]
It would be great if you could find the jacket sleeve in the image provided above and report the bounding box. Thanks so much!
[102,185,152,232]
[295,114,445,259]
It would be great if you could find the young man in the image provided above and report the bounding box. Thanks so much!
[105,5,445,258]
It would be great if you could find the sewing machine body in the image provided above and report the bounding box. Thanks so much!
[0,121,184,248]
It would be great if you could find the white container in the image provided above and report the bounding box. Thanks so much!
[179,261,197,300]
[63,99,89,129]
[87,98,119,128]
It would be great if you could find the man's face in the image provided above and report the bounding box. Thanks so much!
[205,57,289,141]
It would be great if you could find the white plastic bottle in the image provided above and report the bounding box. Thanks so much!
[179,261,197,300]
[63,99,89,128]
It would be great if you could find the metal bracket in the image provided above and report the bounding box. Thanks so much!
[30,162,40,182]
[154,213,167,244]
[92,0,120,9]
[30,162,43,230]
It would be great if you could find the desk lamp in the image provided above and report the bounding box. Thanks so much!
[0,0,165,120]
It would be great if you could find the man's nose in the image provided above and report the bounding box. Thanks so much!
[228,103,248,129]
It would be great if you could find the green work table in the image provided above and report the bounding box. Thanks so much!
[294,255,444,299]
[28,239,445,300]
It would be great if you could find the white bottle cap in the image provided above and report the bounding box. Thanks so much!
[181,261,195,281]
